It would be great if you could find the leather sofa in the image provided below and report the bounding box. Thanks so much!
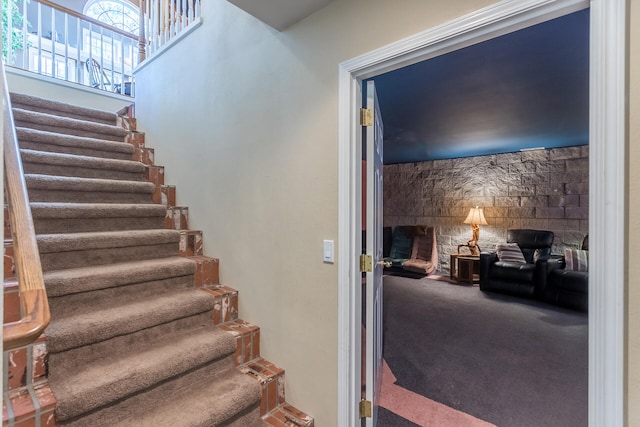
[480,229,554,298]
[538,235,588,312]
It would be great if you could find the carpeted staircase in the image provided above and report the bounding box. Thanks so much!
[3,93,313,427]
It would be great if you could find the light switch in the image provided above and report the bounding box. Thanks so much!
[323,240,334,263]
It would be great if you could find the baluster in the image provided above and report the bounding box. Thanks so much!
[76,17,81,84]
[160,0,165,45]
[51,8,56,78]
[37,2,42,74]
[110,30,115,92]
[138,0,146,62]
[21,0,28,69]
[6,0,14,63]
[64,13,69,81]
[151,0,157,54]
[168,0,173,39]
[99,26,105,90]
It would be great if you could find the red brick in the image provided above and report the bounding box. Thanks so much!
[4,284,21,323]
[153,185,176,206]
[7,347,28,389]
[32,342,49,384]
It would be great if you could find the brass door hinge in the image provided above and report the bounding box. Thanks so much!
[359,400,372,418]
[360,108,373,126]
[360,254,372,273]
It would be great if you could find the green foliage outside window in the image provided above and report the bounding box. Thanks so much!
[2,0,29,62]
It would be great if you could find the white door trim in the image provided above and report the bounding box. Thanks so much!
[337,0,626,426]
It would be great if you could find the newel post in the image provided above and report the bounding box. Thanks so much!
[138,0,146,62]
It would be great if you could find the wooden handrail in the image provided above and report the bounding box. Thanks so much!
[38,0,138,40]
[2,60,50,350]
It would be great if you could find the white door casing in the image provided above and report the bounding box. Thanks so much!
[337,0,626,426]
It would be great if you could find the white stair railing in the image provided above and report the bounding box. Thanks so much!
[140,0,201,60]
[2,0,138,96]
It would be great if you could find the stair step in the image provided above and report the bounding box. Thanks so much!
[133,146,155,165]
[45,287,215,353]
[50,323,237,422]
[44,256,196,297]
[153,184,176,206]
[58,356,264,427]
[31,202,167,234]
[165,206,189,229]
[126,130,145,149]
[202,284,238,324]
[13,108,129,142]
[10,92,119,126]
[240,358,285,416]
[190,255,220,286]
[16,127,134,161]
[220,319,260,365]
[179,230,203,256]
[21,149,145,181]
[37,229,180,270]
[48,270,194,320]
[25,174,156,204]
[144,165,165,185]
[264,405,315,427]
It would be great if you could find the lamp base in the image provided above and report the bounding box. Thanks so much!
[458,242,481,256]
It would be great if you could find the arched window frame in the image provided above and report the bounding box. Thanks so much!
[84,0,139,34]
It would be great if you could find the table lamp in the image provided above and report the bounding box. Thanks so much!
[462,206,488,256]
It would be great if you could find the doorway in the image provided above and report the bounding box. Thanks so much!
[337,0,626,426]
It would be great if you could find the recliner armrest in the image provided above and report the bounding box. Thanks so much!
[535,256,565,297]
[479,251,498,284]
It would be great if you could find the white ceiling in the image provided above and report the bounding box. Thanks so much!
[226,0,334,31]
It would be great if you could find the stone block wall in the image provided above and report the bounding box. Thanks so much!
[383,145,589,273]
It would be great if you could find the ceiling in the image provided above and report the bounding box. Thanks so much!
[371,9,590,164]
[226,0,334,31]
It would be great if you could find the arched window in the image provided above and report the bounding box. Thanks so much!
[84,0,139,34]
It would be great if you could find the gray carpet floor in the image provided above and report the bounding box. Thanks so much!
[382,275,588,427]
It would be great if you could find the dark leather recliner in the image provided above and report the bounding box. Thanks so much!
[538,235,588,312]
[480,229,554,298]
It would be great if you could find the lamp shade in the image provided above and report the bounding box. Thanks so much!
[463,207,488,225]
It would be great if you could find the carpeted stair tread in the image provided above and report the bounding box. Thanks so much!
[45,287,216,353]
[51,323,237,421]
[16,127,134,160]
[31,202,167,233]
[13,108,129,142]
[43,256,196,297]
[25,174,155,204]
[37,229,179,253]
[58,358,265,427]
[10,92,119,125]
[21,149,144,181]
[36,230,180,270]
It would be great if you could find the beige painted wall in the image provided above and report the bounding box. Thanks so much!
[133,0,636,424]
[628,1,639,425]
[134,1,497,423]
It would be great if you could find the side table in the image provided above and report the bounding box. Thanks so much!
[450,254,480,285]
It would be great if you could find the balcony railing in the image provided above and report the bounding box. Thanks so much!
[141,0,201,60]
[2,0,202,96]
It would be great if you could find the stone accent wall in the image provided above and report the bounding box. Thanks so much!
[383,146,589,273]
